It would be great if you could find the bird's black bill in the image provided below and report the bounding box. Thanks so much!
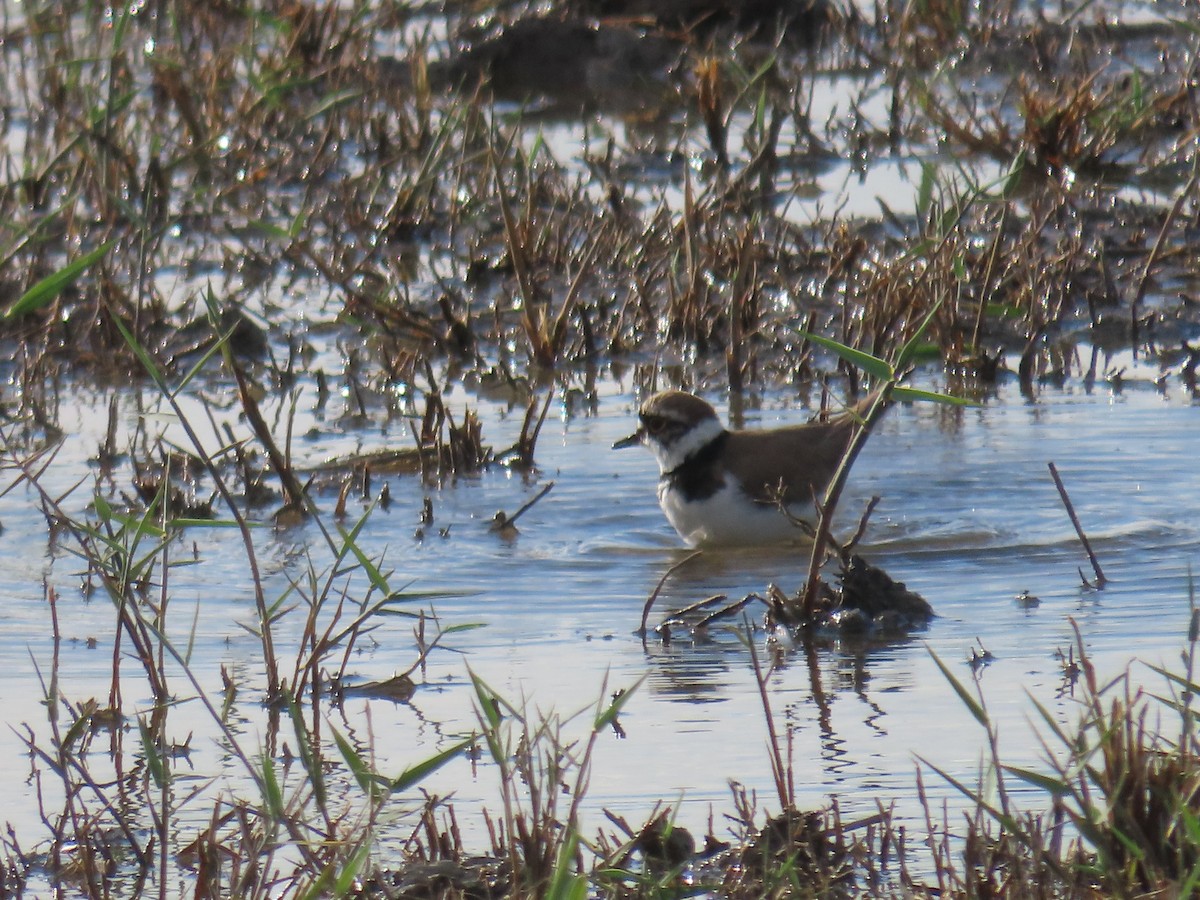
[612,430,643,450]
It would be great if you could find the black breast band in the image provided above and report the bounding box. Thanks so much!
[661,431,729,501]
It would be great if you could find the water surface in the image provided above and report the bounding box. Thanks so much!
[3,364,1195,861]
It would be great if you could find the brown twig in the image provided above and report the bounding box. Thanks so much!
[800,388,894,617]
[639,550,704,637]
[1130,163,1199,350]
[747,624,792,812]
[664,593,728,621]
[695,595,755,629]
[231,361,307,513]
[842,495,882,561]
[489,481,554,533]
[1047,461,1106,589]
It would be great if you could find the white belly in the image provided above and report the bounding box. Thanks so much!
[657,481,814,547]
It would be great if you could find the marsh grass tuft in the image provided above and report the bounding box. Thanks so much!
[920,606,1200,898]
[1,320,477,894]
[466,670,642,896]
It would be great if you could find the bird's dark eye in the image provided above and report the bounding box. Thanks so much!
[643,415,667,434]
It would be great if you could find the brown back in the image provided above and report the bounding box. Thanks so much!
[722,392,880,505]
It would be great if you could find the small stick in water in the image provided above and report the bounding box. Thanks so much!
[1047,461,1107,588]
[639,550,704,637]
[489,481,555,536]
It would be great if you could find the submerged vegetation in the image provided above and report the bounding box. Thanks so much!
[1,0,1199,895]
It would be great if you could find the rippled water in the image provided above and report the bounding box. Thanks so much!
[2,357,1197,865]
[1,5,1196,886]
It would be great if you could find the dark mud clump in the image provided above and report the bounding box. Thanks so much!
[352,856,511,900]
[766,555,935,638]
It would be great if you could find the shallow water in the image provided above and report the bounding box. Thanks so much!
[2,357,1197,873]
[2,1,1198,890]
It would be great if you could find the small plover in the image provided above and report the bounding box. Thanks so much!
[614,391,878,546]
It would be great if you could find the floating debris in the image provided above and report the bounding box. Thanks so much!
[329,673,417,704]
[633,813,696,869]
[431,17,683,112]
[1015,589,1041,608]
[766,555,935,638]
[352,856,511,899]
[969,639,996,670]
[488,481,554,537]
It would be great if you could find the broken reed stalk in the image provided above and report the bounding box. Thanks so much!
[639,550,704,637]
[490,480,554,533]
[695,596,754,628]
[843,495,882,561]
[800,387,894,618]
[231,360,308,513]
[794,177,992,618]
[1130,163,1199,346]
[508,389,555,468]
[747,626,793,812]
[1047,461,1107,588]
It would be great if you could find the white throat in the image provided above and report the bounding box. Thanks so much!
[649,417,725,475]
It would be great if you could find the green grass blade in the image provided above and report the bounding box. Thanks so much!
[469,670,506,731]
[798,332,894,381]
[1145,662,1200,696]
[468,669,514,767]
[891,387,978,406]
[391,735,475,792]
[546,828,589,900]
[2,240,114,321]
[114,316,171,394]
[1057,797,1110,853]
[294,841,374,900]
[1001,764,1071,797]
[169,517,261,529]
[174,322,237,397]
[894,298,945,371]
[138,716,168,789]
[287,693,326,808]
[92,493,115,522]
[305,89,362,121]
[919,756,1021,833]
[1176,808,1200,897]
[333,844,373,896]
[916,161,936,222]
[380,588,477,604]
[341,538,390,595]
[928,646,990,728]
[331,726,388,801]
[248,219,293,240]
[261,753,284,821]
[337,505,391,595]
[441,622,488,635]
[1027,696,1081,750]
[96,503,168,539]
[59,709,94,755]
[593,675,644,732]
